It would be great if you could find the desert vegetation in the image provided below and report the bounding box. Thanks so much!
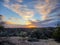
[0,27,60,42]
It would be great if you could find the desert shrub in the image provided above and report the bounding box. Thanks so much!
[53,27,60,42]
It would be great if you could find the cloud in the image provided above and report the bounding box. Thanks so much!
[4,0,10,3]
[3,0,34,20]
[3,0,57,21]
[1,0,59,28]
[5,21,16,24]
[30,18,57,27]
[6,17,22,25]
[4,17,36,28]
[0,15,6,21]
[26,24,36,28]
[25,21,32,25]
[4,0,23,3]
[35,0,57,20]
[17,0,23,3]
[5,17,33,25]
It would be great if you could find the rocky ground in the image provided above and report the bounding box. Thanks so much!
[0,37,60,45]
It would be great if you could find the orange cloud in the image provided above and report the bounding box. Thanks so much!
[5,17,22,25]
[45,0,49,4]
[25,21,32,25]
[25,20,37,28]
[5,21,16,24]
[5,20,36,28]
[5,17,33,25]
[26,24,36,28]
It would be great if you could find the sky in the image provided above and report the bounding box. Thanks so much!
[0,0,60,28]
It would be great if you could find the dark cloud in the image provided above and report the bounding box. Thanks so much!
[30,18,58,27]
[50,6,60,15]
[58,0,60,3]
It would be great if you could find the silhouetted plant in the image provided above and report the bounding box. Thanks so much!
[53,27,60,42]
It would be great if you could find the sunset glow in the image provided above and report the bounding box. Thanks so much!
[0,0,59,28]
